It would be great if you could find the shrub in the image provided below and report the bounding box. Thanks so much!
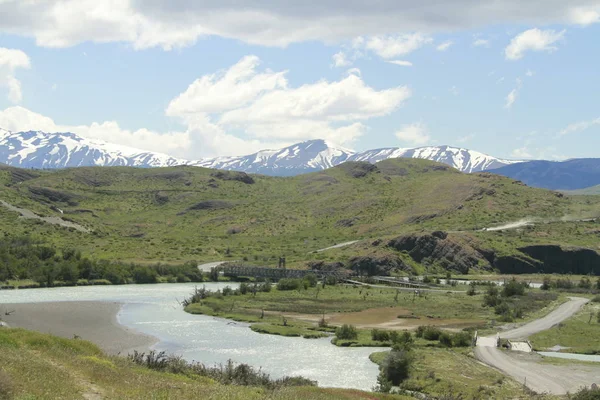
[325,276,337,286]
[380,349,412,386]
[501,278,526,297]
[467,283,477,296]
[452,331,472,347]
[541,277,552,291]
[239,282,249,295]
[303,273,318,288]
[371,329,390,342]
[483,286,500,307]
[439,332,453,347]
[593,295,600,303]
[391,331,413,349]
[132,267,158,284]
[571,385,600,400]
[415,325,425,338]
[335,324,358,340]
[277,278,303,291]
[422,326,442,341]
[259,280,272,292]
[222,286,233,296]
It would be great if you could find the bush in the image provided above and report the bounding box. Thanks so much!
[421,326,442,341]
[592,295,600,303]
[452,331,472,347]
[259,280,272,292]
[439,332,453,347]
[501,278,526,297]
[371,329,390,342]
[391,331,413,349]
[132,267,158,284]
[483,286,500,307]
[467,283,477,296]
[222,286,233,296]
[325,276,337,286]
[239,282,249,295]
[303,273,318,288]
[541,277,552,291]
[380,349,412,386]
[277,278,303,291]
[335,324,358,340]
[571,386,600,400]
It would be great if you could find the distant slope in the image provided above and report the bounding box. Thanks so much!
[564,184,600,195]
[1,158,597,266]
[490,159,600,190]
[0,129,186,168]
[350,145,516,173]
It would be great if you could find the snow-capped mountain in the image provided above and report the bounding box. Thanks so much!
[192,139,355,176]
[0,128,517,174]
[350,145,516,173]
[0,129,186,169]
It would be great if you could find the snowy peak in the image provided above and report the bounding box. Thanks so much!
[0,129,187,169]
[0,129,517,175]
[192,139,355,176]
[350,145,516,173]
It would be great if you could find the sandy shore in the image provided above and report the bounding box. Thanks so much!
[0,301,157,355]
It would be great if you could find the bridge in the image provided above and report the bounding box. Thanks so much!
[221,264,349,280]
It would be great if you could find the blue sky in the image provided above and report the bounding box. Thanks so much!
[0,1,599,160]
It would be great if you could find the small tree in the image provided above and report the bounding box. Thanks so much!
[303,273,318,288]
[541,277,552,291]
[209,267,219,282]
[335,324,358,340]
[380,349,412,386]
[467,282,477,296]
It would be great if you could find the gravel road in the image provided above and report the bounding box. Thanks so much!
[475,297,599,394]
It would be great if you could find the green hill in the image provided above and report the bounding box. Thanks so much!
[565,184,600,195]
[1,159,599,271]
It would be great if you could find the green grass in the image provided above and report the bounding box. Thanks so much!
[530,302,600,354]
[0,327,409,400]
[1,159,598,268]
[184,284,561,347]
[370,347,549,399]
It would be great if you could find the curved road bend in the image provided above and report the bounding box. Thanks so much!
[475,297,596,395]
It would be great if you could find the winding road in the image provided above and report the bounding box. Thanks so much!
[475,297,599,395]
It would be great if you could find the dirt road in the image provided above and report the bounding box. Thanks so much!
[475,297,599,394]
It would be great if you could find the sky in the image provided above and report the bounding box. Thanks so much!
[0,1,599,161]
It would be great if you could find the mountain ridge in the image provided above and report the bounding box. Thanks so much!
[0,128,519,175]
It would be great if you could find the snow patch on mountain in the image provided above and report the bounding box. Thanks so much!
[0,129,186,168]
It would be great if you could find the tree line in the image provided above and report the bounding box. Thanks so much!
[0,236,203,287]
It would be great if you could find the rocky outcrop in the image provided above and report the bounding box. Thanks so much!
[383,232,600,275]
[387,233,488,274]
[518,245,600,275]
[347,255,411,276]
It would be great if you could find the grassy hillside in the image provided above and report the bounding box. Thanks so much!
[566,185,600,195]
[0,160,598,267]
[0,327,405,400]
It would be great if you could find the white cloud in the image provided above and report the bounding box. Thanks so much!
[0,1,597,49]
[473,38,490,47]
[511,146,533,158]
[504,78,523,109]
[559,117,600,136]
[457,134,476,143]
[526,69,535,77]
[0,48,31,103]
[569,7,600,25]
[166,56,287,116]
[505,28,566,60]
[387,60,413,67]
[332,51,351,67]
[395,122,431,145]
[362,33,432,59]
[436,41,454,51]
[449,86,460,96]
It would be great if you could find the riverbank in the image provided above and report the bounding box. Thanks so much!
[0,301,157,355]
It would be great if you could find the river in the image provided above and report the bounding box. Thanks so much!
[0,283,386,390]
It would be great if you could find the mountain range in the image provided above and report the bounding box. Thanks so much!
[0,128,515,174]
[1,128,599,190]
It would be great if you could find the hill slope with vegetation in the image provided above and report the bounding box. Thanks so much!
[0,160,598,274]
